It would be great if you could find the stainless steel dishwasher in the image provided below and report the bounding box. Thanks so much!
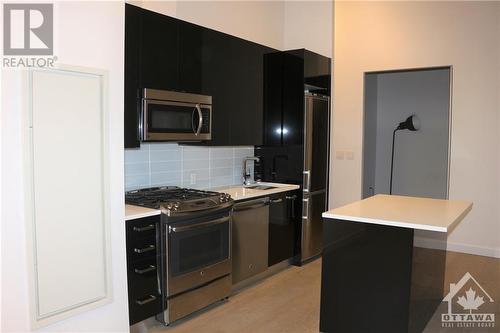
[232,197,269,284]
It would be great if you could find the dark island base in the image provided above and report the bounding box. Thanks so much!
[320,219,446,333]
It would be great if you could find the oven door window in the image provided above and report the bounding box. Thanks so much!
[169,219,229,277]
[147,102,199,133]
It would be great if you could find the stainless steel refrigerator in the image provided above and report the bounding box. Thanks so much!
[301,93,330,262]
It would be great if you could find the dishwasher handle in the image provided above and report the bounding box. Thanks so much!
[233,197,269,212]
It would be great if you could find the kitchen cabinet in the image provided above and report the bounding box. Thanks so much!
[124,3,277,147]
[287,48,331,95]
[176,25,275,146]
[126,215,162,325]
[178,20,203,94]
[268,190,301,266]
[263,52,285,146]
[198,30,273,146]
[232,197,270,284]
[282,53,305,146]
[263,52,303,146]
[262,49,330,147]
[140,9,179,91]
[124,3,142,148]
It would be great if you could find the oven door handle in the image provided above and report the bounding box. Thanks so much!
[169,216,230,233]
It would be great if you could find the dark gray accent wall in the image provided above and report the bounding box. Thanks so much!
[363,68,451,199]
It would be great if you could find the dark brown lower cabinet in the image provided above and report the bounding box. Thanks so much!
[126,215,162,325]
[268,190,300,267]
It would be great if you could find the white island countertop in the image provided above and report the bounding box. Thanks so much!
[322,194,472,233]
[125,182,300,220]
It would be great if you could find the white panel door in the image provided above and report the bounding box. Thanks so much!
[27,66,110,324]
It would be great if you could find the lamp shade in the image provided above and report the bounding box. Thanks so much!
[398,115,420,131]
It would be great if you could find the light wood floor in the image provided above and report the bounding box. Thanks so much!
[147,251,498,333]
[424,251,500,333]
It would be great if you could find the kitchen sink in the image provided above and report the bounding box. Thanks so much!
[244,185,277,190]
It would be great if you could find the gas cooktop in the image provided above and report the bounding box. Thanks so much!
[125,186,232,215]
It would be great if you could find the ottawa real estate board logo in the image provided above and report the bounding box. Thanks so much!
[441,272,496,329]
[3,3,57,68]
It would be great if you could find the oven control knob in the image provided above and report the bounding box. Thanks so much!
[200,270,205,277]
[225,193,231,200]
[174,202,180,208]
[166,203,173,210]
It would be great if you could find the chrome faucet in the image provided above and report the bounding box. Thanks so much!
[243,156,260,186]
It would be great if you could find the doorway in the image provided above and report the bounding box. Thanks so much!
[362,67,452,199]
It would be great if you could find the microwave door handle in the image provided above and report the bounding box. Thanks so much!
[141,99,148,141]
[195,104,203,136]
[191,107,197,134]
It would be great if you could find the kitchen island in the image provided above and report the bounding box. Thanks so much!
[320,195,472,333]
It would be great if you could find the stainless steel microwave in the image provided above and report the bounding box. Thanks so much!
[140,89,212,141]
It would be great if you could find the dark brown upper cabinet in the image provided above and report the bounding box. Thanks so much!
[124,4,277,147]
[262,49,331,148]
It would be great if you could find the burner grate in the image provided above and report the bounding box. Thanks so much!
[125,186,224,209]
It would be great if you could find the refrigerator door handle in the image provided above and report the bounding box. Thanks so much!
[302,198,309,219]
[303,170,311,193]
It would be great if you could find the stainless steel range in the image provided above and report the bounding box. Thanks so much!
[125,186,233,325]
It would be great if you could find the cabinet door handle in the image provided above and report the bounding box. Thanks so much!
[134,265,156,274]
[136,295,157,306]
[134,245,155,253]
[286,195,297,218]
[270,198,283,204]
[133,224,155,232]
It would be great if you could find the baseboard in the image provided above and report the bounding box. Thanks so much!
[414,236,500,258]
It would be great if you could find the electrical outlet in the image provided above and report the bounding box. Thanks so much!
[190,173,196,185]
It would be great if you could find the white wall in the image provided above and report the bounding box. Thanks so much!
[332,1,500,257]
[131,0,334,57]
[1,2,333,331]
[176,1,285,50]
[283,1,333,58]
[1,1,128,332]
[131,0,285,50]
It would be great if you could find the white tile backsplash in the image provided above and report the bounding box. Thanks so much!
[124,143,254,191]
